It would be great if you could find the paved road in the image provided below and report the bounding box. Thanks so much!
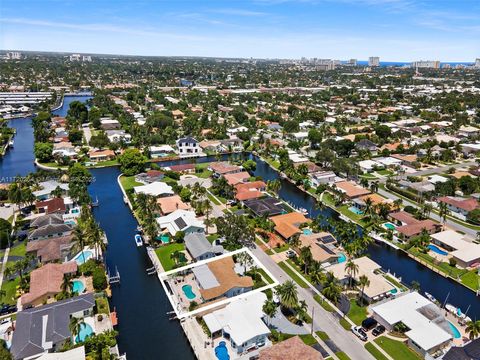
[409,161,477,177]
[251,246,375,360]
[377,187,477,237]
[83,126,93,144]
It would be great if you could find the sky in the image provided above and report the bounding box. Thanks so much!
[0,0,479,61]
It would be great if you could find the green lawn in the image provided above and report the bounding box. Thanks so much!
[461,271,480,290]
[207,193,221,205]
[91,159,119,167]
[277,261,309,288]
[299,334,317,346]
[384,275,408,291]
[196,169,213,179]
[376,169,393,176]
[316,331,330,341]
[339,317,351,330]
[120,175,142,192]
[0,277,20,305]
[155,243,186,271]
[314,295,334,312]
[8,242,26,258]
[347,299,368,325]
[96,297,110,314]
[365,343,389,360]
[374,336,422,360]
[335,351,351,360]
[257,268,274,285]
[273,244,289,253]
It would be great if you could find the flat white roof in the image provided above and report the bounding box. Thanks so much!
[134,181,174,196]
[371,292,452,351]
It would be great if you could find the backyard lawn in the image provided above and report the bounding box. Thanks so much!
[374,336,422,360]
[155,243,186,271]
[8,242,26,258]
[120,175,142,192]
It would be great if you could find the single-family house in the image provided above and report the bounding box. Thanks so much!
[438,196,480,218]
[270,212,310,240]
[156,210,205,236]
[259,336,323,360]
[184,233,223,261]
[157,194,190,215]
[133,181,174,197]
[176,137,202,157]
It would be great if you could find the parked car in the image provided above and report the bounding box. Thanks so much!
[361,317,378,332]
[351,325,368,341]
[372,324,386,336]
[226,200,236,206]
[0,304,17,315]
[285,250,296,258]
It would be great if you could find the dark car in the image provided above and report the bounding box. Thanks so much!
[361,317,378,332]
[0,304,17,315]
[372,324,386,336]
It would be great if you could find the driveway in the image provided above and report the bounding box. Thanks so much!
[265,311,309,335]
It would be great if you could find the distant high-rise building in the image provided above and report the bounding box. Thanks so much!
[475,58,480,69]
[368,57,380,67]
[69,54,81,61]
[412,60,440,69]
[6,51,21,60]
[82,55,92,62]
[349,59,357,66]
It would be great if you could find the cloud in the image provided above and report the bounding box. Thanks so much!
[0,17,209,41]
[210,8,268,16]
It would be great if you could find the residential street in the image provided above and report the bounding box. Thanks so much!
[251,245,376,360]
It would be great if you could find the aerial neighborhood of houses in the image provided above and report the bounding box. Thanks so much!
[1,52,480,360]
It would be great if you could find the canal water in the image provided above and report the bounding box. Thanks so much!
[0,96,478,358]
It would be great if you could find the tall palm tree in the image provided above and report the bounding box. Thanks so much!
[299,246,313,274]
[69,316,85,343]
[309,260,325,286]
[438,202,450,229]
[345,259,359,289]
[71,225,87,264]
[358,274,370,305]
[275,280,298,310]
[61,274,73,296]
[322,272,342,304]
[262,299,277,327]
[295,300,309,322]
[202,199,213,234]
[466,320,480,340]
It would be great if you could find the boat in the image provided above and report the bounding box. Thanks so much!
[425,292,437,303]
[445,303,457,314]
[91,196,99,207]
[299,207,308,215]
[134,234,143,247]
[8,140,14,148]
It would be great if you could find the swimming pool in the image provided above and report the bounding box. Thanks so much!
[348,206,363,215]
[383,222,396,231]
[73,250,94,265]
[448,321,461,339]
[75,322,94,343]
[72,280,85,294]
[182,285,196,300]
[303,229,313,235]
[428,244,448,256]
[338,253,347,263]
[215,341,230,360]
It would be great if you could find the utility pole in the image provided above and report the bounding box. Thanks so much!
[311,306,315,335]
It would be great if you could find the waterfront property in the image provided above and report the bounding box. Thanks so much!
[430,230,480,268]
[258,335,323,360]
[298,232,341,264]
[11,294,96,359]
[156,209,205,236]
[270,212,310,240]
[184,232,224,261]
[327,257,397,303]
[202,292,271,355]
[370,292,453,358]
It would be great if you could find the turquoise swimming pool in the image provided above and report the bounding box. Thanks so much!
[383,222,396,230]
[182,285,196,300]
[448,321,461,339]
[338,253,347,263]
[348,206,363,215]
[303,229,313,235]
[74,250,94,265]
[428,245,448,256]
[72,280,85,294]
[75,322,94,343]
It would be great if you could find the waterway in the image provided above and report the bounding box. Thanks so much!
[0,97,478,358]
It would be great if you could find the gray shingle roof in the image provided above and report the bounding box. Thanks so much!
[184,232,212,259]
[28,224,73,240]
[11,294,95,360]
[30,214,64,228]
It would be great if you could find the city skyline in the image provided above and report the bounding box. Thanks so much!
[1,0,480,61]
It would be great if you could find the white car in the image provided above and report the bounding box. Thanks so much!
[285,250,296,258]
[351,325,368,342]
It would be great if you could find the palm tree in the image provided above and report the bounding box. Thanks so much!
[262,299,277,327]
[309,260,325,286]
[237,252,253,274]
[295,300,309,323]
[71,226,87,264]
[61,274,73,296]
[289,233,301,249]
[358,275,370,305]
[85,219,105,260]
[345,259,359,289]
[438,202,450,229]
[299,246,313,274]
[267,179,281,196]
[322,272,342,304]
[466,320,480,340]
[275,280,298,310]
[202,199,213,234]
[393,198,402,211]
[69,316,85,343]
[170,251,183,266]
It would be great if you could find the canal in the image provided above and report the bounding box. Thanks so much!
[0,97,478,358]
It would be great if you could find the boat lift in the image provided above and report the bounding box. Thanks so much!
[146,266,157,275]
[108,266,121,284]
